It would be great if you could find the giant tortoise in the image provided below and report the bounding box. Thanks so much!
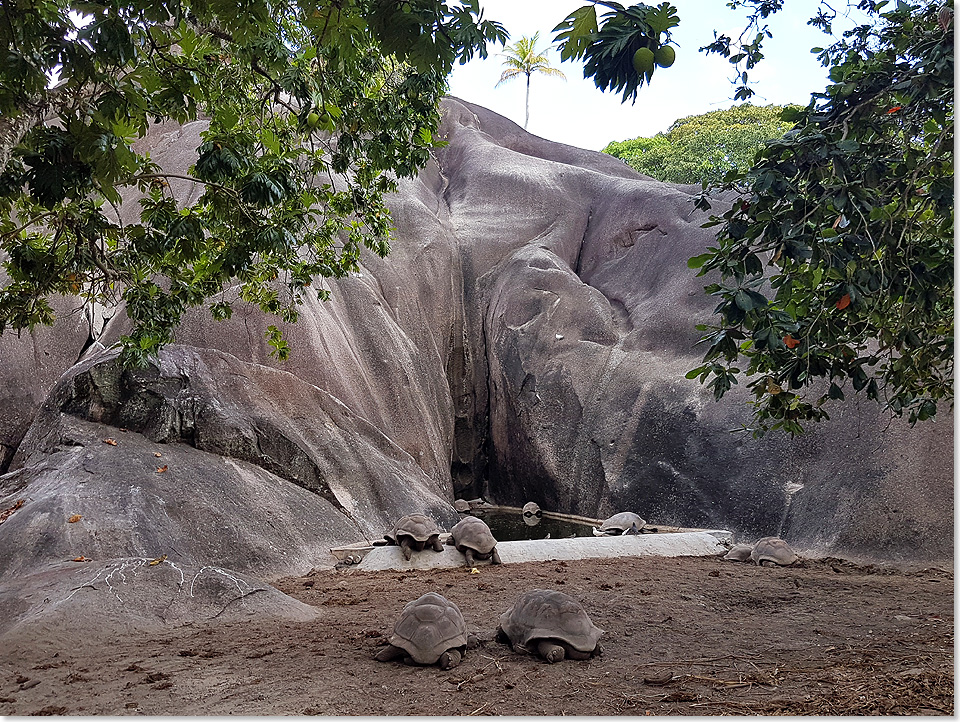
[374,514,444,560]
[446,515,501,567]
[496,589,603,663]
[723,543,754,562]
[375,592,476,669]
[751,537,799,566]
[597,511,646,535]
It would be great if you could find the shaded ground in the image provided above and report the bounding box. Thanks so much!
[0,554,952,716]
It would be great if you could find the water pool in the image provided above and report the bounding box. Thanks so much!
[464,509,596,541]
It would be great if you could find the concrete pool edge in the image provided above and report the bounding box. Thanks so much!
[353,530,733,571]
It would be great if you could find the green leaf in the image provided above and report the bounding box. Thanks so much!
[645,3,680,34]
[262,128,281,155]
[687,252,713,269]
[265,324,290,360]
[553,5,599,62]
[685,364,708,380]
[217,106,240,131]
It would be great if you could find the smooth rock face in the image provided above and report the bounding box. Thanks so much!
[440,99,952,561]
[0,289,94,472]
[0,558,318,643]
[0,94,952,638]
[2,412,358,582]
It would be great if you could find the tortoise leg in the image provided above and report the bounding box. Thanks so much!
[537,640,566,663]
[490,548,502,565]
[431,537,444,553]
[439,648,462,670]
[464,548,476,567]
[565,646,593,660]
[399,537,414,561]
[375,644,407,663]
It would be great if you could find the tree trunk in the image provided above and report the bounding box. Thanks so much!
[524,73,531,129]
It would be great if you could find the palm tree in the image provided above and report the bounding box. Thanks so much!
[495,33,566,129]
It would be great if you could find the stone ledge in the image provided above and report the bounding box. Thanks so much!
[355,531,730,571]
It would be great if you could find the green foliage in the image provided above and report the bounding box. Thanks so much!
[0,0,506,365]
[688,1,953,435]
[699,0,786,101]
[553,2,679,103]
[603,104,796,184]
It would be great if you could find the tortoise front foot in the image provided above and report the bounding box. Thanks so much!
[431,537,444,552]
[537,640,565,663]
[400,539,414,560]
[491,548,502,565]
[464,549,476,567]
[439,649,462,670]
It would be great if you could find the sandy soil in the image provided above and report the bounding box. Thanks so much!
[0,554,952,716]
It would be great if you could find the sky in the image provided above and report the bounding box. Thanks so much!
[447,1,860,151]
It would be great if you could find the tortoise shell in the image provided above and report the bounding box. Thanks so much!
[387,592,469,665]
[751,537,798,566]
[723,543,754,562]
[384,514,441,544]
[449,515,497,554]
[499,589,603,654]
[599,511,646,533]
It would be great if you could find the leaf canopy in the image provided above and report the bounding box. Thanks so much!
[0,0,506,365]
[603,104,797,185]
[689,1,953,434]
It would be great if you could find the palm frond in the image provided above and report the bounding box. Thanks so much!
[496,68,523,87]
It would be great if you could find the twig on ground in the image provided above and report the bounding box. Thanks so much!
[632,653,762,668]
[690,700,765,710]
[683,674,754,688]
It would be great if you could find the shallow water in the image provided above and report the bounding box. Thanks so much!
[464,510,595,541]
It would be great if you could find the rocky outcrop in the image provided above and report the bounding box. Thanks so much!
[0,95,952,636]
[0,556,318,643]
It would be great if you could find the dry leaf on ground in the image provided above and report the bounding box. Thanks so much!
[0,499,24,524]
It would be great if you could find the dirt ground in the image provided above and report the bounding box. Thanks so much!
[0,554,952,716]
